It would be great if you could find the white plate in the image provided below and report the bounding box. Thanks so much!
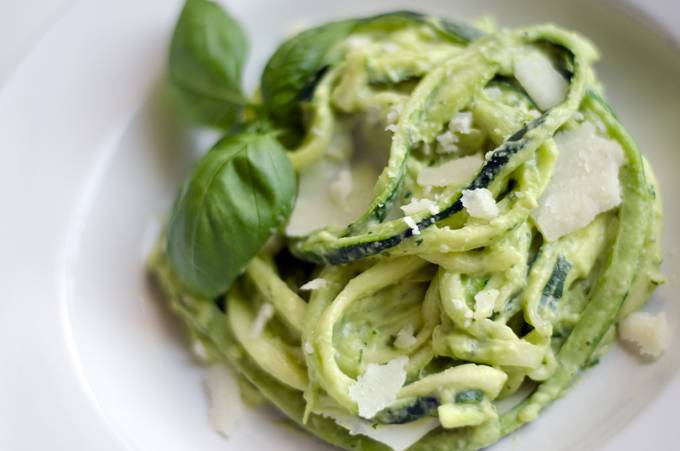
[1,1,679,450]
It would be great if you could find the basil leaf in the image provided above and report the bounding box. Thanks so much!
[169,0,248,128]
[260,19,357,127]
[260,11,482,128]
[167,132,296,297]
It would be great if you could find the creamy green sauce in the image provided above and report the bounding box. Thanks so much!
[150,13,663,451]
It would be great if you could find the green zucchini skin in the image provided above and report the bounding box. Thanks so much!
[374,390,484,425]
[374,396,440,424]
[539,255,571,310]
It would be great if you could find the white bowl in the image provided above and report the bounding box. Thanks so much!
[1,1,678,450]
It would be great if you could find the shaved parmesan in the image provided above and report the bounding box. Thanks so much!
[619,312,669,359]
[474,289,499,320]
[321,410,439,451]
[394,324,418,349]
[417,154,483,187]
[533,122,625,241]
[250,303,274,339]
[300,278,328,291]
[286,160,377,236]
[401,198,439,216]
[349,356,408,419]
[514,51,568,110]
[204,364,243,437]
[461,188,499,220]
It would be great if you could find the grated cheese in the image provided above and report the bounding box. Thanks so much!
[448,112,473,134]
[394,324,418,349]
[474,289,499,320]
[349,356,409,419]
[249,303,274,339]
[436,130,459,153]
[403,216,420,235]
[461,188,499,220]
[300,278,328,291]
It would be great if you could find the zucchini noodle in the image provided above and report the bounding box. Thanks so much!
[150,13,663,451]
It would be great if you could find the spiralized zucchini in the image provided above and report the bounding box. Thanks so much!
[150,12,663,451]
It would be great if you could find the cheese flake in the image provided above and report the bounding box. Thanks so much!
[401,198,439,216]
[321,410,439,451]
[461,188,499,220]
[349,356,409,419]
[619,312,669,359]
[417,154,483,187]
[204,364,243,437]
[514,51,568,110]
[532,122,625,241]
